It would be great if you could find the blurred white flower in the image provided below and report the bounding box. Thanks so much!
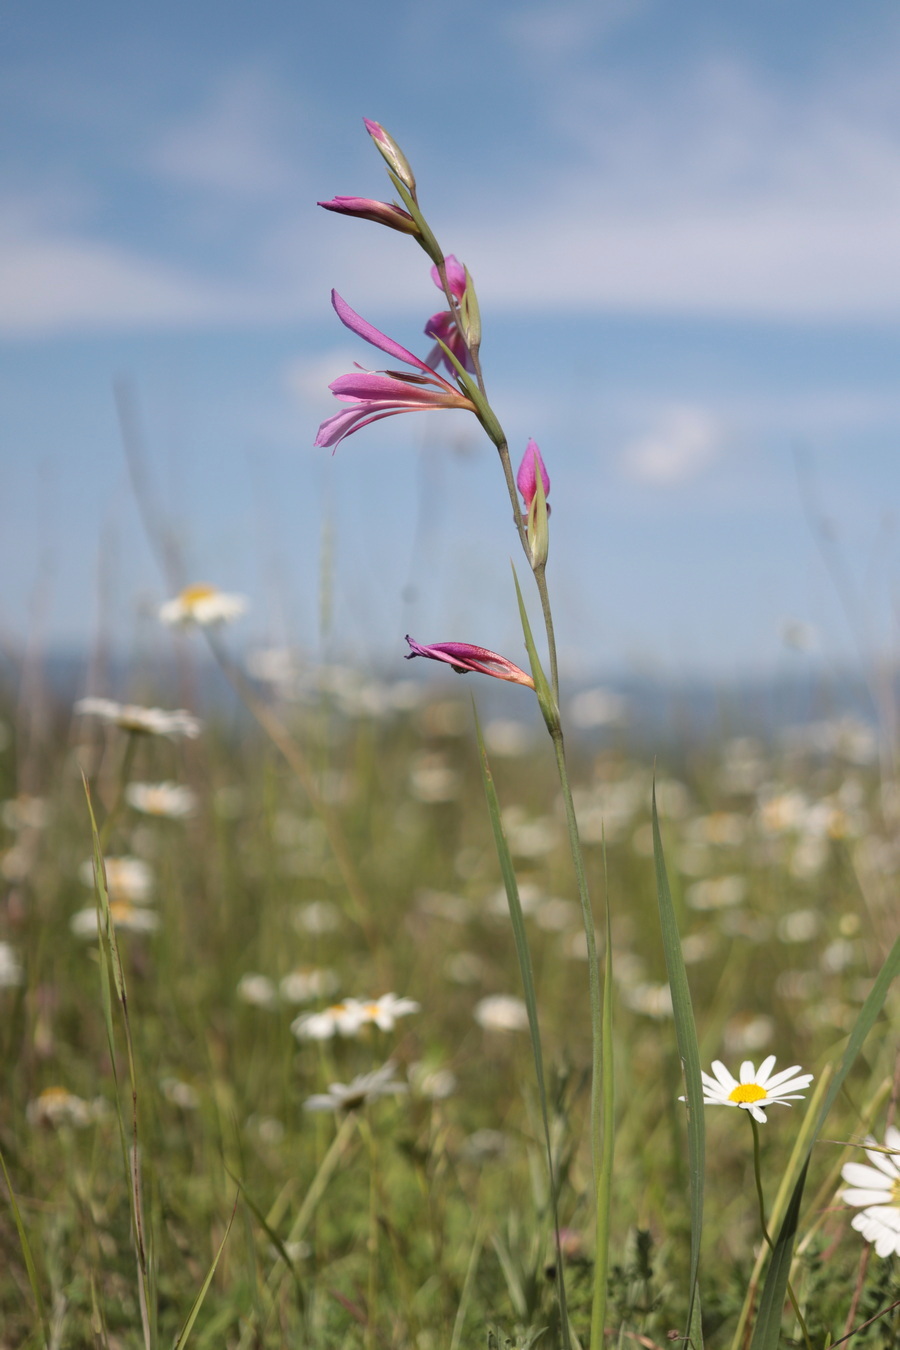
[159,583,247,627]
[75,698,201,739]
[482,719,533,757]
[723,1014,775,1055]
[279,967,339,1004]
[408,752,461,803]
[1,795,49,831]
[0,940,24,988]
[126,781,197,819]
[71,901,159,937]
[293,901,341,934]
[685,875,747,912]
[160,1078,200,1109]
[27,1087,101,1128]
[357,992,420,1031]
[303,1061,407,1112]
[237,974,278,1009]
[841,1127,900,1257]
[622,982,674,1019]
[410,1061,457,1100]
[79,856,153,904]
[474,994,529,1032]
[291,1000,370,1041]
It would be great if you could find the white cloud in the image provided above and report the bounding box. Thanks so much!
[283,348,360,410]
[621,405,724,485]
[148,69,298,197]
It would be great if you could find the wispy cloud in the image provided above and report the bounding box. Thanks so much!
[148,69,299,197]
[620,404,725,485]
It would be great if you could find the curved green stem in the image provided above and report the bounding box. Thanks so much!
[749,1116,813,1350]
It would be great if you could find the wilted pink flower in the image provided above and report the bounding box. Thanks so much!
[315,292,477,451]
[405,636,535,688]
[516,439,550,512]
[317,196,419,236]
[425,255,474,374]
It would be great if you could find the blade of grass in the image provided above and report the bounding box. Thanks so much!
[0,1143,50,1347]
[652,784,704,1348]
[173,1194,238,1349]
[749,933,900,1350]
[83,775,154,1350]
[474,707,571,1350]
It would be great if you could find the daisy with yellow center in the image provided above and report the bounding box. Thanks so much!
[159,583,247,627]
[840,1125,900,1258]
[695,1056,814,1123]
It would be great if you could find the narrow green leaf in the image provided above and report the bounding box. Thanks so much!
[652,785,704,1347]
[0,1143,49,1347]
[173,1195,238,1348]
[749,932,900,1350]
[474,709,570,1350]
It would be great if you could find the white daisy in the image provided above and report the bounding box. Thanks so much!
[75,698,201,739]
[0,941,24,989]
[159,583,247,627]
[71,901,160,937]
[279,967,340,1004]
[27,1086,97,1128]
[125,781,197,819]
[355,992,420,1031]
[79,856,154,904]
[303,1061,407,1113]
[693,1055,814,1123]
[840,1126,900,1258]
[237,974,278,1009]
[291,999,371,1041]
[474,994,530,1032]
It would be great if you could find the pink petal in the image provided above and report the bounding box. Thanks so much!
[331,292,438,377]
[430,254,467,298]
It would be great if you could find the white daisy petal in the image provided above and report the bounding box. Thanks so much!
[756,1054,777,1082]
[842,1133,900,1258]
[739,1060,756,1084]
[842,1163,894,1190]
[841,1188,895,1207]
[760,1063,805,1091]
[863,1141,900,1178]
[710,1060,738,1091]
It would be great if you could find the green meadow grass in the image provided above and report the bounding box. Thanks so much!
[0,676,898,1347]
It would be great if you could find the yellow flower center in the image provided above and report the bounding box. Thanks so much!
[179,583,218,606]
[729,1083,767,1104]
[40,1086,71,1104]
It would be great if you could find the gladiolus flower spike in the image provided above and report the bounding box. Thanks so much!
[425,255,475,374]
[405,637,535,689]
[317,196,420,236]
[314,292,477,451]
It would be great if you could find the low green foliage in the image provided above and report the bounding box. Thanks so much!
[0,675,897,1346]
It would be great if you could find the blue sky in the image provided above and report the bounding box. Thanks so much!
[3,0,900,678]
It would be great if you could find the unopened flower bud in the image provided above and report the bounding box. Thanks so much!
[363,119,416,196]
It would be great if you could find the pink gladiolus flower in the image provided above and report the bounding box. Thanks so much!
[315,292,477,451]
[516,439,550,511]
[425,255,474,373]
[405,636,535,688]
[317,196,419,235]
